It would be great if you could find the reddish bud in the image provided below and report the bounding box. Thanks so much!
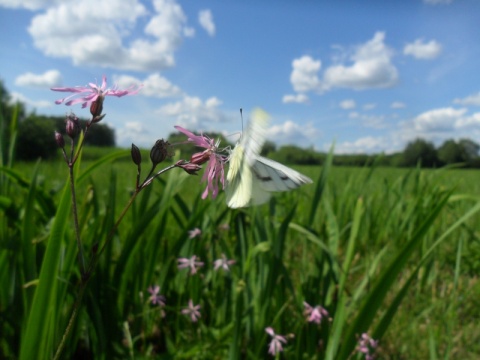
[190,150,211,165]
[90,95,104,118]
[65,113,80,139]
[55,131,65,149]
[176,160,201,175]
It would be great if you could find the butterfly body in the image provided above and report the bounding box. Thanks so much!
[225,108,313,208]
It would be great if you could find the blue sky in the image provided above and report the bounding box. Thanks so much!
[1,0,480,153]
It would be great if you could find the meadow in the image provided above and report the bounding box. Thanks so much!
[1,148,480,359]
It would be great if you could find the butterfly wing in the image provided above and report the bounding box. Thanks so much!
[252,156,313,192]
[226,109,268,208]
[225,108,312,208]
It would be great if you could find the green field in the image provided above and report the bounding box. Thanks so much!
[1,151,480,359]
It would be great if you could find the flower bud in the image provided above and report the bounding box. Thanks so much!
[90,95,104,118]
[176,160,201,175]
[65,113,80,139]
[150,139,171,165]
[190,150,211,165]
[55,131,65,149]
[131,143,142,165]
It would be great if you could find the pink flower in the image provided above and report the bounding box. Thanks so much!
[188,227,202,239]
[177,255,204,275]
[147,285,166,307]
[181,299,201,322]
[357,333,378,360]
[303,302,330,324]
[175,126,227,199]
[213,254,236,272]
[265,327,288,356]
[51,75,142,108]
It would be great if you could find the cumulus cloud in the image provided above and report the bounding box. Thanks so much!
[116,121,152,146]
[157,95,225,128]
[404,39,442,60]
[27,0,193,71]
[453,92,480,106]
[15,69,62,88]
[267,120,319,146]
[324,32,398,90]
[198,9,215,36]
[9,91,52,108]
[413,107,467,132]
[285,32,398,102]
[290,55,322,93]
[114,73,182,98]
[363,103,376,110]
[0,0,57,10]
[335,136,389,154]
[282,93,309,104]
[340,99,356,109]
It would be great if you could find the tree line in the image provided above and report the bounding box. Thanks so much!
[1,80,479,167]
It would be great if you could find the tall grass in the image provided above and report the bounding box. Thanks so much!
[1,151,480,359]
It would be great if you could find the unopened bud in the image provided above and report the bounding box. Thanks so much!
[131,143,142,165]
[150,139,171,165]
[190,150,211,165]
[176,160,201,175]
[90,95,104,118]
[55,131,65,148]
[65,113,80,139]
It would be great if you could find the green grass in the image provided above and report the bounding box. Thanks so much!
[2,153,480,359]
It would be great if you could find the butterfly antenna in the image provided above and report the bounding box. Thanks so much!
[240,108,243,140]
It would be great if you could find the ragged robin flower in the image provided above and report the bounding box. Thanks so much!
[51,75,142,109]
[174,126,227,199]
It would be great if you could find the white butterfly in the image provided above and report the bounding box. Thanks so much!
[225,108,313,208]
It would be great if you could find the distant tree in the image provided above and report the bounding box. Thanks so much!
[459,138,480,160]
[438,138,480,166]
[261,140,276,156]
[0,80,26,164]
[16,117,57,160]
[438,139,464,165]
[402,138,438,167]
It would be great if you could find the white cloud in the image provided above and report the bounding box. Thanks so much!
[114,73,182,98]
[157,95,225,128]
[0,0,57,10]
[198,9,215,36]
[453,92,480,106]
[27,0,193,71]
[267,120,319,146]
[391,101,406,109]
[10,91,52,108]
[455,112,480,129]
[289,55,322,92]
[282,93,309,104]
[15,69,62,88]
[286,32,398,101]
[116,121,152,146]
[323,32,398,90]
[363,103,376,110]
[340,99,356,109]
[404,39,442,60]
[335,136,389,154]
[413,107,467,132]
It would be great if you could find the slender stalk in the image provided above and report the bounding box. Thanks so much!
[53,162,179,359]
[68,163,86,276]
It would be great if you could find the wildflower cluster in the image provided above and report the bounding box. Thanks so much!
[357,333,378,360]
